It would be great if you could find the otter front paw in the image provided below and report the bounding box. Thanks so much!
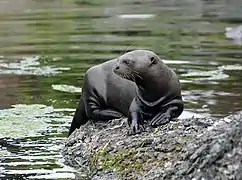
[150,106,179,127]
[150,112,171,127]
[128,112,145,135]
[129,122,145,135]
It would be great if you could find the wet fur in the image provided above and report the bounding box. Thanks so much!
[68,50,184,136]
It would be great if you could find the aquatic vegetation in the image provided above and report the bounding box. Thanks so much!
[218,64,242,71]
[0,104,73,138]
[52,84,82,93]
[0,56,70,76]
[182,64,242,81]
[118,14,155,19]
[181,69,229,81]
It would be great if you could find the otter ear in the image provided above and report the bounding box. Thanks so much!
[149,56,156,66]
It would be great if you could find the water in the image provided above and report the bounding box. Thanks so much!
[0,0,242,179]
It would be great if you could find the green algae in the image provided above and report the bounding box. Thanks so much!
[52,84,82,93]
[0,104,73,138]
[0,56,70,76]
[0,149,11,156]
[89,141,184,178]
[90,147,143,177]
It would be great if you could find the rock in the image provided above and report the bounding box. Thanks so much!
[225,26,242,40]
[62,111,242,180]
[225,25,242,45]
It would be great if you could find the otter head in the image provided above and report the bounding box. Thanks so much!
[113,50,159,83]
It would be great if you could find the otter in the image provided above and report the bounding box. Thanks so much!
[68,50,183,136]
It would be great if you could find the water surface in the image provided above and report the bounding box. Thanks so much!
[1,0,242,179]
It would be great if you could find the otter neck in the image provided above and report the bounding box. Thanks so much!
[135,66,171,103]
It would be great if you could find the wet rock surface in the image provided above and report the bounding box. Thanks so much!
[62,112,242,180]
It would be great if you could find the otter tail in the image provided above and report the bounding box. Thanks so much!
[68,97,88,137]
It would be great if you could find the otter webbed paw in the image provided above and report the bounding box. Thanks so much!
[150,106,178,127]
[128,112,145,135]
[129,122,145,135]
[150,112,171,127]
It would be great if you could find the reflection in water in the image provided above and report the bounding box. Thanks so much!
[0,76,20,109]
[0,0,242,179]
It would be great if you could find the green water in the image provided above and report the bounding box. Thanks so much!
[0,0,242,179]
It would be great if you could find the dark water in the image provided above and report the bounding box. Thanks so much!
[0,0,242,179]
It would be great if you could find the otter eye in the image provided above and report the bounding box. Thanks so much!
[151,57,155,62]
[149,56,156,67]
[150,56,156,64]
[123,59,129,65]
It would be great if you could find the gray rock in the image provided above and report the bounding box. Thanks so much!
[62,111,242,180]
[225,26,242,40]
[225,25,242,45]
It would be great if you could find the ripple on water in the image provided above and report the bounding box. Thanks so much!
[1,0,242,178]
[0,104,77,179]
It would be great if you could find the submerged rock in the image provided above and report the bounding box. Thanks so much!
[62,111,242,180]
[225,25,242,45]
[225,25,242,40]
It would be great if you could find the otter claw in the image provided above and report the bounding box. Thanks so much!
[150,112,171,127]
[129,124,145,135]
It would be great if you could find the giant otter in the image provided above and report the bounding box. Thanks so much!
[68,50,183,136]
